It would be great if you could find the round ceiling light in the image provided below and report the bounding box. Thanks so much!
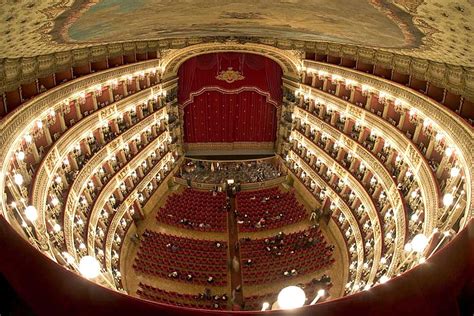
[79,256,100,279]
[277,286,306,310]
[24,205,38,222]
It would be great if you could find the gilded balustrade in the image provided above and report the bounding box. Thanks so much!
[292,108,407,275]
[284,81,439,236]
[86,131,170,257]
[287,151,365,287]
[302,61,473,227]
[0,60,167,251]
[291,132,383,285]
[105,154,180,272]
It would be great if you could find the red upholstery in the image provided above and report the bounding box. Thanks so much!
[137,282,228,310]
[240,227,334,285]
[133,230,228,286]
[156,189,227,231]
[236,187,307,231]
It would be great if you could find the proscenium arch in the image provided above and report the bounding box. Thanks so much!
[160,42,303,80]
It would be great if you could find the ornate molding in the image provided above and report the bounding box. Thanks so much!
[293,107,406,274]
[184,142,275,152]
[86,131,170,258]
[160,41,301,80]
[104,152,177,272]
[2,37,472,99]
[181,86,280,108]
[286,77,444,234]
[292,132,382,285]
[288,151,365,285]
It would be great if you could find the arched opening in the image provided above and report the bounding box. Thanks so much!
[178,52,283,154]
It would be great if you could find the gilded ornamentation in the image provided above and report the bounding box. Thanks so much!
[215,67,245,83]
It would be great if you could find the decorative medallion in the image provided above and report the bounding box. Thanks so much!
[215,67,245,83]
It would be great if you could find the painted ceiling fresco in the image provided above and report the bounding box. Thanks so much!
[0,0,472,66]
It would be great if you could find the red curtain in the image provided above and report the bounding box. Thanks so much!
[183,90,277,143]
[178,53,282,143]
[178,53,282,105]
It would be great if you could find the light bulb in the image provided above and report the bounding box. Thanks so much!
[78,256,100,279]
[24,205,38,222]
[53,223,61,232]
[13,173,23,186]
[277,286,306,310]
[445,147,454,157]
[24,134,32,143]
[450,167,460,178]
[17,151,25,161]
[51,197,59,206]
[412,234,429,253]
[379,275,390,284]
[443,193,454,207]
[404,242,412,252]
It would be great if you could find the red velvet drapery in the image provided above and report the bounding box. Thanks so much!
[178,53,282,144]
[183,90,278,143]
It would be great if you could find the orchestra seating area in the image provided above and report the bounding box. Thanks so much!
[137,282,228,310]
[155,188,227,232]
[239,227,335,285]
[180,159,283,184]
[133,230,228,286]
[235,187,308,231]
[131,185,336,310]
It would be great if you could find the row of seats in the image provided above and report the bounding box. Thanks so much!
[156,189,228,231]
[133,230,228,286]
[239,227,335,285]
[236,187,307,231]
[137,282,228,310]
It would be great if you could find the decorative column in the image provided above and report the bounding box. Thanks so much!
[311,75,318,88]
[90,91,98,110]
[436,151,452,179]
[397,165,408,183]
[334,82,340,96]
[74,101,83,121]
[365,93,373,111]
[412,118,423,143]
[382,101,390,119]
[322,78,329,91]
[349,87,356,103]
[397,109,408,130]
[58,110,67,132]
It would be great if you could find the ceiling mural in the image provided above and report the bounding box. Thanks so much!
[0,0,472,66]
[57,0,419,48]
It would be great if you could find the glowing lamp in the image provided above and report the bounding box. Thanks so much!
[404,242,412,252]
[379,275,390,284]
[443,193,454,207]
[79,256,100,279]
[450,167,460,178]
[25,205,38,222]
[411,234,429,253]
[277,286,306,310]
[13,173,24,186]
[17,151,25,161]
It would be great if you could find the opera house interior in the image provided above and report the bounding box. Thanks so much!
[0,1,473,315]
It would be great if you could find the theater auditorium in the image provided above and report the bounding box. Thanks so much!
[0,1,473,315]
